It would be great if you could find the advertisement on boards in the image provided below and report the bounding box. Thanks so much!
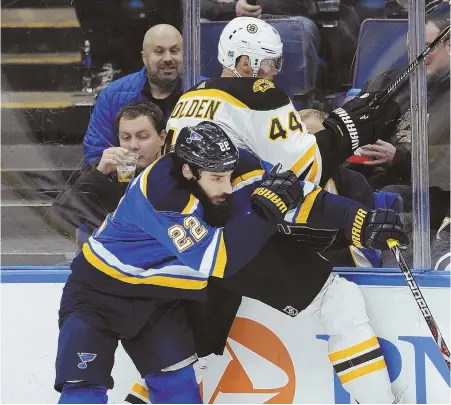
[0,272,450,404]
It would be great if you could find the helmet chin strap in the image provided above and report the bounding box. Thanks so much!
[231,66,259,78]
[231,67,242,78]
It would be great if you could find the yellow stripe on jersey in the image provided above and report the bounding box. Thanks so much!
[231,169,265,187]
[211,233,227,278]
[169,126,178,147]
[180,89,249,109]
[290,144,316,176]
[131,382,150,401]
[339,359,387,384]
[328,336,379,363]
[181,194,197,214]
[82,244,208,290]
[295,187,322,223]
[140,158,160,198]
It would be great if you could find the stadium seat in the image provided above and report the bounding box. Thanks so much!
[341,19,408,103]
[200,18,314,102]
[355,0,387,22]
[353,18,408,90]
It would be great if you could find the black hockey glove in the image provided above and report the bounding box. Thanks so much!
[251,164,304,221]
[345,207,409,250]
[323,92,400,161]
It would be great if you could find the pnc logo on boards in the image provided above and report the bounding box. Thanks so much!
[201,317,296,404]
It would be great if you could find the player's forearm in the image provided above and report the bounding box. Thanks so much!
[221,212,277,277]
[201,0,236,21]
[392,144,411,179]
[313,128,347,185]
[291,188,367,232]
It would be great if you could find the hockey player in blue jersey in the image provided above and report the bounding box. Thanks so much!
[55,121,306,404]
[55,121,407,404]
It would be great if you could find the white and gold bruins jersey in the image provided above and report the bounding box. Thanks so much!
[166,77,326,186]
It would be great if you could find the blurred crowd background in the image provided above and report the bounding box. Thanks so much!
[1,0,449,270]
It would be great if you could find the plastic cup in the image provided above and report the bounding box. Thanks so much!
[117,152,139,182]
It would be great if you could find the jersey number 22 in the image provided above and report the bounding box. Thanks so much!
[168,216,208,252]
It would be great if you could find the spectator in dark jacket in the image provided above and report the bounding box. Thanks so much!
[52,102,167,240]
[348,13,450,266]
[201,0,314,21]
[83,24,182,163]
[357,14,450,218]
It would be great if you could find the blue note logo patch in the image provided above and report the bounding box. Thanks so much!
[78,352,97,369]
[186,131,203,144]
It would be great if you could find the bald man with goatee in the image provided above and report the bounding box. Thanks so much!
[142,24,183,98]
[83,24,184,163]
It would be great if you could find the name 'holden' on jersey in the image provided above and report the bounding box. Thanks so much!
[166,77,326,186]
[170,98,222,122]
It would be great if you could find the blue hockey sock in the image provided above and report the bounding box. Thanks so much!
[58,383,108,404]
[145,365,201,404]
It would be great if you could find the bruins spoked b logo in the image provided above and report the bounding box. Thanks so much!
[247,23,258,34]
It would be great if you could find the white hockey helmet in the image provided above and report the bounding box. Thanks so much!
[218,17,284,77]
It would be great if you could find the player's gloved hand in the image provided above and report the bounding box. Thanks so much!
[251,164,304,221]
[345,207,409,250]
[323,91,400,161]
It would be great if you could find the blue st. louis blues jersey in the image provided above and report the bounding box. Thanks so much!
[72,149,365,300]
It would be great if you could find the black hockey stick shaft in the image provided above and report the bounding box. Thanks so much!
[387,239,451,369]
[369,25,450,107]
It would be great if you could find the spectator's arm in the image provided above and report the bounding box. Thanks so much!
[83,90,118,163]
[258,0,309,16]
[50,166,122,235]
[391,143,411,180]
[201,0,237,21]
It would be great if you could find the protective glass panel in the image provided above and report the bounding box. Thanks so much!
[1,0,183,265]
[424,11,450,271]
[2,1,445,270]
[198,0,439,269]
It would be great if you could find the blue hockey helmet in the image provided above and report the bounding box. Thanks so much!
[175,121,239,173]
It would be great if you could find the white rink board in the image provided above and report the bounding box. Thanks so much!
[1,279,450,404]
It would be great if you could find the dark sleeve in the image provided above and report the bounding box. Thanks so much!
[50,166,124,235]
[336,166,375,209]
[312,128,343,185]
[201,0,237,21]
[288,183,367,231]
[391,144,411,180]
[222,212,277,277]
[258,0,308,16]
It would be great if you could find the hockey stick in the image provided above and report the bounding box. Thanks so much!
[369,24,450,107]
[387,239,451,369]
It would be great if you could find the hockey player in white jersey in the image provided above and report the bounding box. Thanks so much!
[165,17,400,188]
[126,17,404,404]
